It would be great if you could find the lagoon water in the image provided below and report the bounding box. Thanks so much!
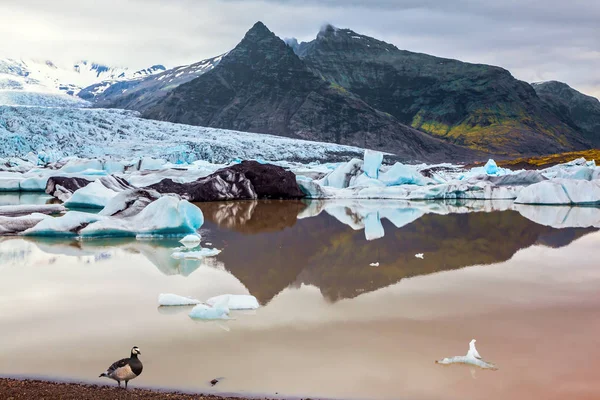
[1,195,600,400]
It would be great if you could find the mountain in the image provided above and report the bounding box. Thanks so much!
[141,22,479,162]
[0,58,165,96]
[532,81,600,146]
[78,54,225,110]
[294,25,591,155]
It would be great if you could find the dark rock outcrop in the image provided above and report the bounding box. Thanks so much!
[148,170,257,202]
[45,176,92,202]
[222,161,305,199]
[147,162,305,201]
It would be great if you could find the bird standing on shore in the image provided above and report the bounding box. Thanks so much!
[99,346,143,388]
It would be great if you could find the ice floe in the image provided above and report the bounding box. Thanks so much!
[188,303,230,320]
[158,293,201,306]
[171,247,221,259]
[205,294,260,310]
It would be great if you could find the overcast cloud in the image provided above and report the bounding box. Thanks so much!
[0,0,598,98]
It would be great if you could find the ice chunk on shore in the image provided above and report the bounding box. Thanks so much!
[172,248,221,259]
[363,150,383,179]
[158,293,201,306]
[515,179,600,205]
[206,294,260,310]
[188,303,230,320]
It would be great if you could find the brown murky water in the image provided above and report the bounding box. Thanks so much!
[1,197,599,400]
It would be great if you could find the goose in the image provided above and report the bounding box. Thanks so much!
[99,346,143,388]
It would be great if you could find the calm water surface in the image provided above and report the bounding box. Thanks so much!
[1,195,600,400]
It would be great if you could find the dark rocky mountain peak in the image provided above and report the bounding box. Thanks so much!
[142,21,480,162]
[219,21,304,71]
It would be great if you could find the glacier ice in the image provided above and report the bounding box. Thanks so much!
[24,196,204,237]
[171,248,221,259]
[515,179,600,205]
[188,303,230,320]
[205,294,260,310]
[179,234,201,248]
[378,162,433,186]
[64,179,121,208]
[363,149,383,179]
[158,293,201,306]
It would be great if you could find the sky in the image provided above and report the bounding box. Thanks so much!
[1,0,598,99]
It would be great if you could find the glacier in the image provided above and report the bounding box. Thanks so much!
[0,105,366,164]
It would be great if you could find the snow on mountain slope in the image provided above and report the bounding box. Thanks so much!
[78,53,226,108]
[0,59,166,96]
[0,105,365,163]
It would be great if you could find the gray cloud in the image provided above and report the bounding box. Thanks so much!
[0,0,598,98]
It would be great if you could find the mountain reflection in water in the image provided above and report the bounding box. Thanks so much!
[2,200,593,307]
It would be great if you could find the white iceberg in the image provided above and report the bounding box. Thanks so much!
[24,196,204,237]
[188,303,230,320]
[179,234,201,248]
[171,247,221,259]
[158,293,201,306]
[515,179,600,205]
[378,163,433,186]
[436,339,497,370]
[206,294,260,310]
[363,149,383,179]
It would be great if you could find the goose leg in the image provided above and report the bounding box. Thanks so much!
[118,381,121,388]
[125,380,128,389]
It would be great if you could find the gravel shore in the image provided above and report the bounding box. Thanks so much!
[0,378,263,400]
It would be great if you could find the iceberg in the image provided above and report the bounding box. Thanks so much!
[171,248,221,259]
[188,303,230,320]
[179,234,201,248]
[484,159,498,175]
[0,213,50,235]
[363,149,383,179]
[515,179,600,205]
[24,196,204,237]
[206,294,260,310]
[378,163,433,186]
[0,204,65,217]
[318,158,363,189]
[158,293,201,306]
[64,176,132,208]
